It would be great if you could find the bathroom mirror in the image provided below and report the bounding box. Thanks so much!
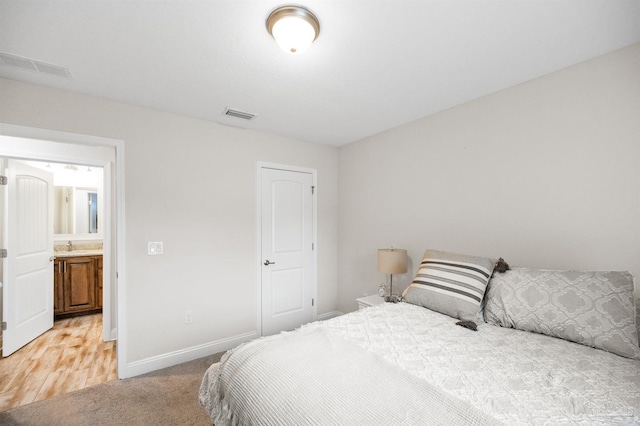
[21,160,104,241]
[54,186,99,235]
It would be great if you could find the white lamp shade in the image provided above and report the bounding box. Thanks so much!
[271,16,316,54]
[377,249,408,274]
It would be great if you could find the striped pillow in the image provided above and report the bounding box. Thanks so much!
[402,249,495,324]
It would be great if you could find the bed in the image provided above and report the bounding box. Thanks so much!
[200,250,640,425]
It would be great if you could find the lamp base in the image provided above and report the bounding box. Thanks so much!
[385,295,401,303]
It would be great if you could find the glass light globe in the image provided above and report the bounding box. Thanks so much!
[272,16,316,54]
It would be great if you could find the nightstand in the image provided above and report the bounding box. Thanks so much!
[356,294,385,310]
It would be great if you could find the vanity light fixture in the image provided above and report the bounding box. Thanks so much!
[266,5,320,54]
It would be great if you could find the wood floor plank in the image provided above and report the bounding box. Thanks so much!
[18,368,51,404]
[20,367,50,391]
[88,347,110,379]
[0,361,39,395]
[27,333,55,360]
[11,357,40,381]
[67,326,89,347]
[0,373,19,394]
[7,386,38,409]
[33,345,65,372]
[55,328,74,345]
[0,390,15,412]
[70,343,92,372]
[61,369,89,394]
[0,349,29,372]
[74,345,98,372]
[54,345,81,372]
[34,370,67,402]
[108,369,118,382]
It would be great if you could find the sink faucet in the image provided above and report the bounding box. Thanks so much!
[67,240,72,251]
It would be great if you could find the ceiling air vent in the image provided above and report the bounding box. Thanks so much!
[223,107,256,121]
[0,51,71,78]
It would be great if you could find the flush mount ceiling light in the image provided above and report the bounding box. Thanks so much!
[266,5,320,54]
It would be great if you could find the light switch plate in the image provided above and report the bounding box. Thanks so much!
[148,241,163,255]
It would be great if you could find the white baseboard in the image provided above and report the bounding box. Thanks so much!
[317,311,343,321]
[123,314,343,378]
[110,327,117,341]
[125,331,258,378]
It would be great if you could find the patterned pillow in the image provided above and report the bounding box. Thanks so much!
[484,268,640,359]
[402,249,495,324]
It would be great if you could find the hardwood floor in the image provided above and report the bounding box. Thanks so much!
[0,314,116,412]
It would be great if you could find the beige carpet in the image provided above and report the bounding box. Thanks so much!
[0,352,222,425]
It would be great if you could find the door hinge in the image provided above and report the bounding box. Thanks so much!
[0,249,6,258]
[1,322,6,331]
[0,175,6,185]
[311,186,315,195]
[312,298,315,307]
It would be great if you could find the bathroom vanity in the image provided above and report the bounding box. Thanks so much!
[53,252,103,319]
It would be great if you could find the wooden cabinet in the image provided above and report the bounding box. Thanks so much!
[54,255,103,319]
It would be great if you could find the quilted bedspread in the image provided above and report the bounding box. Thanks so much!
[201,302,640,425]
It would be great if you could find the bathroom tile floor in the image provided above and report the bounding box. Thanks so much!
[0,313,116,411]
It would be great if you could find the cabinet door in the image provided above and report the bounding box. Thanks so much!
[53,259,63,315]
[63,256,96,312]
[96,256,103,308]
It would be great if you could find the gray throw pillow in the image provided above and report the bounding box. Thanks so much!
[402,249,495,324]
[484,268,640,359]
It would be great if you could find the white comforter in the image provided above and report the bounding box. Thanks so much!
[201,302,640,425]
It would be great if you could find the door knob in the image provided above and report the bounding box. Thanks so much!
[264,260,275,266]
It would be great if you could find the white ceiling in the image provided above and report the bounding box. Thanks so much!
[1,1,639,147]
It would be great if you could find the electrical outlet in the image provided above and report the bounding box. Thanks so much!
[184,310,193,324]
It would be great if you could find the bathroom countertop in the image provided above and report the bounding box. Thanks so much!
[54,249,103,258]
[53,242,103,258]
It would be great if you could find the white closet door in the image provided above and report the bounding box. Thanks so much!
[260,167,314,336]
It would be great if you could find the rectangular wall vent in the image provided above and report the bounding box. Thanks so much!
[223,107,256,121]
[0,51,71,78]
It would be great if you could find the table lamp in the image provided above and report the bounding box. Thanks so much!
[377,248,407,302]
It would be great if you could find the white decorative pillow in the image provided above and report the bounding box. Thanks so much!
[484,268,640,359]
[402,249,495,325]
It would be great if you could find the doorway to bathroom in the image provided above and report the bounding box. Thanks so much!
[0,125,125,409]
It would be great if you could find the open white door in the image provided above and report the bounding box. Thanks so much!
[2,159,54,356]
[260,167,315,336]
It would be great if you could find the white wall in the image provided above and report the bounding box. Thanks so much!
[338,43,640,312]
[0,78,339,367]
